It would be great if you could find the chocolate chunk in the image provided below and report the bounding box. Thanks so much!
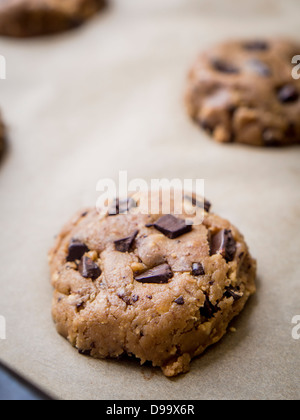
[117,292,131,305]
[210,229,237,262]
[108,199,119,216]
[108,198,137,216]
[278,85,299,103]
[199,119,214,134]
[192,262,205,276]
[132,295,139,303]
[200,296,219,318]
[174,296,185,305]
[153,215,192,239]
[76,301,85,311]
[247,59,271,77]
[79,256,101,280]
[243,40,269,51]
[78,349,91,356]
[114,230,139,253]
[185,195,212,212]
[212,59,239,74]
[204,200,212,213]
[224,286,243,301]
[66,240,89,262]
[135,263,173,284]
[263,129,282,147]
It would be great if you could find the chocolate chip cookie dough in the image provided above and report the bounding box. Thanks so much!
[186,39,300,146]
[49,195,256,377]
[0,0,107,38]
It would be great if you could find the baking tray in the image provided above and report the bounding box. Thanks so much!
[0,0,299,400]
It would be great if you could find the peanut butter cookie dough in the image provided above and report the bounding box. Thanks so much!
[0,0,107,37]
[49,195,256,377]
[186,39,300,146]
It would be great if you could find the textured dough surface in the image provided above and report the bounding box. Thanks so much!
[49,195,256,377]
[0,0,106,37]
[186,39,300,147]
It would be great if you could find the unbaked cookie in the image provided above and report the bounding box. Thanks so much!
[186,39,300,146]
[0,0,107,38]
[49,195,256,377]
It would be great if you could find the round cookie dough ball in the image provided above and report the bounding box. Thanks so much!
[0,0,107,38]
[49,195,256,377]
[186,39,300,147]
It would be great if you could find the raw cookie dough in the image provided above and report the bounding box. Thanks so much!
[186,39,300,146]
[49,195,256,377]
[0,0,107,37]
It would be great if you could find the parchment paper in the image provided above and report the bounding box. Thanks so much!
[0,0,299,400]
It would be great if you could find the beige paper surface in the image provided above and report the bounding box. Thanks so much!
[0,0,299,400]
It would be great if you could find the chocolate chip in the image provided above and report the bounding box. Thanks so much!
[210,229,237,262]
[212,59,239,74]
[243,40,269,51]
[191,263,205,276]
[174,296,185,305]
[117,292,131,305]
[108,198,137,216]
[132,295,139,303]
[224,286,243,301]
[247,59,271,77]
[185,195,212,212]
[76,301,85,311]
[153,215,192,239]
[135,263,173,284]
[278,85,299,104]
[78,349,91,356]
[199,119,214,134]
[204,200,212,213]
[78,256,101,280]
[114,230,139,253]
[66,240,89,262]
[263,129,282,147]
[200,296,219,318]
